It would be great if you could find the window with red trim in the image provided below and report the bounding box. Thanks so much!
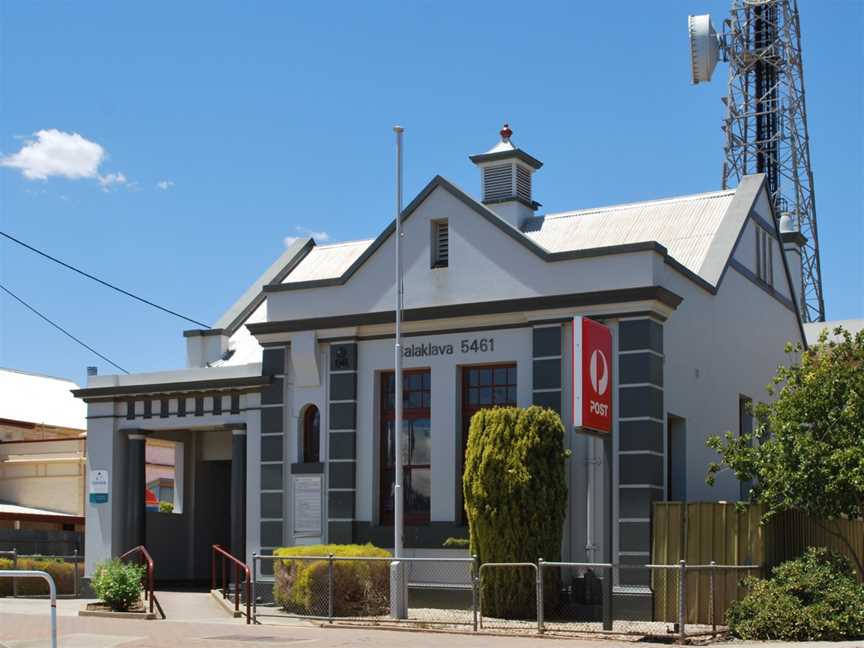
[302,405,320,463]
[380,370,431,524]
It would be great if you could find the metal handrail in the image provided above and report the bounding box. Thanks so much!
[0,570,57,648]
[119,545,165,619]
[212,544,251,624]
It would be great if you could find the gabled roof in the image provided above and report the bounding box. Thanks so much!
[209,237,314,334]
[264,173,766,295]
[523,189,736,281]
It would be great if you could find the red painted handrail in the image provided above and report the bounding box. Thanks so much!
[212,544,251,624]
[119,545,164,618]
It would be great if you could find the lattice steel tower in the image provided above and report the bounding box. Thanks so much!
[689,0,825,322]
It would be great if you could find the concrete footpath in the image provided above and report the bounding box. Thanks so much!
[2,594,864,648]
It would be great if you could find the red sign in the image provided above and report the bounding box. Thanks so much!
[573,317,613,434]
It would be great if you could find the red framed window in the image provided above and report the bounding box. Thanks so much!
[380,370,431,524]
[461,363,517,458]
[302,405,320,463]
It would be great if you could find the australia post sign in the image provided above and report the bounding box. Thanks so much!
[573,317,613,434]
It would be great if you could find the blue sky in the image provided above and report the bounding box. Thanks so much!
[0,1,861,385]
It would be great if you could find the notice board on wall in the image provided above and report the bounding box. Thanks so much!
[293,475,322,536]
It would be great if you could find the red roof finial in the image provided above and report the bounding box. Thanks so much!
[500,123,513,141]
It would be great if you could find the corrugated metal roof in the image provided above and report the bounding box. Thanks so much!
[281,240,373,284]
[522,190,736,277]
[0,368,86,431]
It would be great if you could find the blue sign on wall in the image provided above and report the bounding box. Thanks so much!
[89,493,108,504]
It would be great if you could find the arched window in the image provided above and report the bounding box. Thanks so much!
[301,405,320,463]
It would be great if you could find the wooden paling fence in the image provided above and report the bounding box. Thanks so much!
[651,502,864,626]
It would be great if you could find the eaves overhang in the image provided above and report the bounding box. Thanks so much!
[248,285,683,336]
[72,375,272,403]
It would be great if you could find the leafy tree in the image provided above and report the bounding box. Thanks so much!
[707,326,864,575]
[463,406,569,618]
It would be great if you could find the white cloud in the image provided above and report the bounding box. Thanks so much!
[98,172,127,190]
[284,226,331,248]
[1,129,129,190]
[156,180,174,190]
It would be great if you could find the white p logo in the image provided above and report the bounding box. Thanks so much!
[589,349,609,396]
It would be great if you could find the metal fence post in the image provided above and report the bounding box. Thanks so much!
[471,554,478,632]
[602,563,612,631]
[678,559,687,641]
[12,549,17,598]
[73,549,79,598]
[327,554,334,623]
[537,558,545,634]
[251,552,257,625]
[710,560,717,635]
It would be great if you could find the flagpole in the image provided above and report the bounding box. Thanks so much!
[391,124,407,619]
[393,124,404,561]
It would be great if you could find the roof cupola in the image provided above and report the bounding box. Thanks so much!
[469,124,542,229]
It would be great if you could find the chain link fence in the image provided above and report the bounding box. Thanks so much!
[252,553,757,640]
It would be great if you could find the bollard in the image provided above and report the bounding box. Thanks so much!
[327,554,334,623]
[537,558,545,634]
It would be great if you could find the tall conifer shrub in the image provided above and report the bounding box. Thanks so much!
[463,406,568,618]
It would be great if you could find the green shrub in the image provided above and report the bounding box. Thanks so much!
[91,559,145,611]
[273,544,391,616]
[727,547,864,640]
[0,557,83,596]
[442,537,469,549]
[463,406,569,619]
[158,501,174,513]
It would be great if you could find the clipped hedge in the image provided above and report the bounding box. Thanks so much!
[463,406,569,619]
[0,557,82,596]
[273,544,391,617]
[727,547,864,640]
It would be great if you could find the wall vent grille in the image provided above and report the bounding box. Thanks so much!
[432,220,448,268]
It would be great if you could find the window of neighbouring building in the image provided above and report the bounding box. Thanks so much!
[145,438,182,513]
[380,370,431,524]
[301,404,320,464]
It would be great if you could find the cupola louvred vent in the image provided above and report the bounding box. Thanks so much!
[469,124,543,229]
[483,164,513,203]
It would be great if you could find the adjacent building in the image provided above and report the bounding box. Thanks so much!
[74,127,807,586]
[0,368,86,550]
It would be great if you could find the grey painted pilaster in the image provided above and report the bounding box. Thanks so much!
[124,429,148,551]
[230,425,247,558]
[616,318,664,574]
[328,342,357,544]
[532,325,562,415]
[259,347,286,571]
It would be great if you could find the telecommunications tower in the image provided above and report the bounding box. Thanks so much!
[688,0,824,322]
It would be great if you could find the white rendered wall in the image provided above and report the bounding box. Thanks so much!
[662,262,803,502]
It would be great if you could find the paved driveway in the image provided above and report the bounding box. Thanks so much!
[2,594,864,648]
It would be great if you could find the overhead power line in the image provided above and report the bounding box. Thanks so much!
[0,282,129,374]
[0,231,210,328]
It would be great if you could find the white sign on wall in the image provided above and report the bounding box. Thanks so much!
[293,475,322,536]
[89,470,109,504]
